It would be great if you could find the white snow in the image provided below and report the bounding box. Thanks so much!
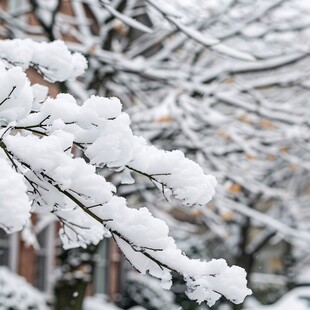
[0,39,87,82]
[0,156,31,233]
[83,295,121,310]
[0,267,48,310]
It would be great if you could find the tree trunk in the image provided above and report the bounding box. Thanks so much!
[232,217,254,310]
[53,245,98,310]
[54,278,88,310]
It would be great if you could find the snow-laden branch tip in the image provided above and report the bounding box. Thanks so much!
[0,39,87,82]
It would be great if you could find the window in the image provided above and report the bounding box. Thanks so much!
[0,230,19,272]
[0,230,9,267]
[94,240,109,295]
[35,224,55,292]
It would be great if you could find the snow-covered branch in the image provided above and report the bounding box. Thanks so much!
[0,38,251,307]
